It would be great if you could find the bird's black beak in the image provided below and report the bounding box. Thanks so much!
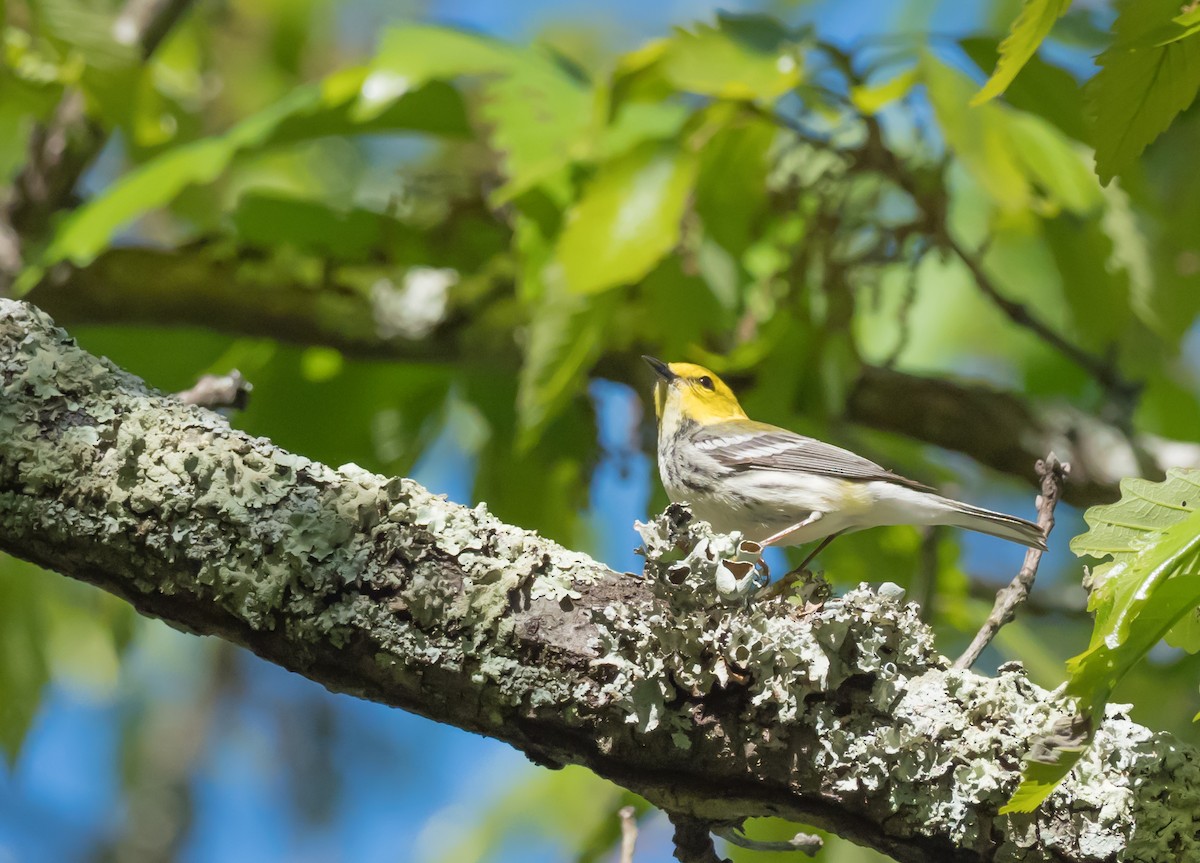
[642,355,676,381]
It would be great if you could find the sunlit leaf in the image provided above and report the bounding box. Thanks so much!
[660,13,802,102]
[1006,113,1101,215]
[961,37,1087,141]
[517,286,619,449]
[922,53,1029,210]
[550,140,699,295]
[23,74,466,282]
[1087,0,1200,185]
[358,25,593,202]
[971,0,1070,105]
[1005,470,1200,811]
[850,66,918,115]
[923,53,1097,214]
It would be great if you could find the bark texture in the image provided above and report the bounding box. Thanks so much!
[1,299,1197,863]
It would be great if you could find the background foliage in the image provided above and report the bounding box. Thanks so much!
[3,0,1200,860]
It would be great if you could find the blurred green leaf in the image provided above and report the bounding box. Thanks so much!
[923,52,1098,215]
[961,37,1087,141]
[0,557,48,763]
[1087,0,1200,185]
[1006,113,1102,215]
[1042,217,1129,345]
[23,67,468,283]
[659,13,803,102]
[922,52,1030,211]
[551,140,698,294]
[695,114,775,258]
[517,287,618,449]
[849,66,918,115]
[971,0,1070,105]
[358,25,592,202]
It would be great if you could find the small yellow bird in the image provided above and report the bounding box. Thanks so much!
[644,357,1046,565]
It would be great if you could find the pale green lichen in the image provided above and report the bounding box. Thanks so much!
[594,505,940,739]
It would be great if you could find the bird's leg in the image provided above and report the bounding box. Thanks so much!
[759,511,823,547]
[794,531,842,573]
[758,530,844,601]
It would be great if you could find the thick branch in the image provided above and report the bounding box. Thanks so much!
[30,248,1199,507]
[2,299,1197,862]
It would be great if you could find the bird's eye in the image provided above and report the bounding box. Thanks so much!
[697,376,715,391]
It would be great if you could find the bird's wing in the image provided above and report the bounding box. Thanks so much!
[697,422,934,491]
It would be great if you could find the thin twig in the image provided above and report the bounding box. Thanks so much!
[943,236,1140,405]
[618,806,638,863]
[954,454,1070,670]
[174,371,252,411]
[713,823,823,857]
[667,813,728,863]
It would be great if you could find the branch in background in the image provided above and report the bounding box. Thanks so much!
[28,245,1200,507]
[776,56,1138,413]
[0,0,197,290]
[174,370,252,411]
[4,298,1200,863]
[954,454,1071,670]
[942,236,1140,407]
[845,364,1189,508]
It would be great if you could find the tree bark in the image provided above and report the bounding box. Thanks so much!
[1,298,1196,863]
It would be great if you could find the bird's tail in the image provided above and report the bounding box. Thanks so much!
[940,499,1047,550]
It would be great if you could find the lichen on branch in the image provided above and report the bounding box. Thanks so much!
[1,298,1197,863]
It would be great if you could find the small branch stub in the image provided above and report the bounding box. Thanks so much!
[618,806,638,863]
[954,453,1071,669]
[668,814,729,863]
[174,370,252,411]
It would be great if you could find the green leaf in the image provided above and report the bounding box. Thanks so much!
[923,53,1097,214]
[1042,217,1129,345]
[516,287,619,450]
[358,25,593,202]
[971,0,1070,105]
[1159,7,1200,45]
[22,72,467,284]
[961,37,1088,142]
[694,115,776,258]
[479,57,593,202]
[1004,469,1200,812]
[550,140,699,295]
[922,53,1029,210]
[850,66,918,115]
[0,557,48,763]
[1087,0,1200,185]
[660,13,802,102]
[1006,112,1102,215]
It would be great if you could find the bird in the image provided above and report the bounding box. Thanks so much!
[643,356,1046,569]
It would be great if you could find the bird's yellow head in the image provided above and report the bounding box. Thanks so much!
[643,356,747,427]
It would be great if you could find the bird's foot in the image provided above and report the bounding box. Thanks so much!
[757,565,832,604]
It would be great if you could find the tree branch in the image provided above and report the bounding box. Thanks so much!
[29,247,1200,507]
[2,298,1198,863]
[954,454,1070,670]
